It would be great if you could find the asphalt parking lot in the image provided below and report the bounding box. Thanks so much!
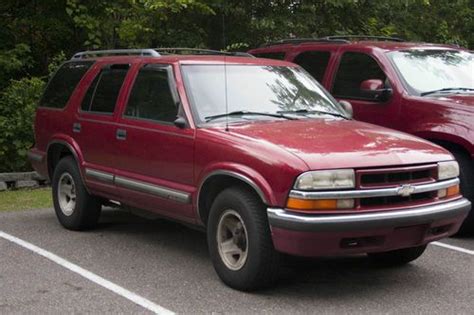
[1,208,473,314]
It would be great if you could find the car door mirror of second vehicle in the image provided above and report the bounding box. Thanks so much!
[174,116,187,129]
[360,79,393,102]
[339,100,353,119]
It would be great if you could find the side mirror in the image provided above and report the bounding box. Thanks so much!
[360,79,384,91]
[339,100,353,119]
[360,79,393,102]
[174,116,187,129]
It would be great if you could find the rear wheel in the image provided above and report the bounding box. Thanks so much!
[368,245,427,266]
[451,150,474,236]
[207,186,280,291]
[52,156,101,230]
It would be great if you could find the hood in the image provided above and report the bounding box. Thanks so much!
[218,119,453,170]
[425,94,474,111]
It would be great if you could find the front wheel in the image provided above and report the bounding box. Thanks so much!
[207,186,280,291]
[368,245,427,267]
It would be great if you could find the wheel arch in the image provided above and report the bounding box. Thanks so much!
[197,170,271,226]
[414,130,473,159]
[46,139,84,182]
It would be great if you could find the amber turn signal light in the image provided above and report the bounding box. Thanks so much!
[286,198,354,211]
[438,184,460,198]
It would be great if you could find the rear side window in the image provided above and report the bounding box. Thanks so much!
[332,52,387,100]
[124,65,178,123]
[81,64,129,114]
[40,61,93,108]
[252,52,286,60]
[293,51,331,83]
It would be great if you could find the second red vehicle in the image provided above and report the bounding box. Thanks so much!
[249,36,474,233]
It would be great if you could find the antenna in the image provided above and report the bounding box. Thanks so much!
[222,1,229,132]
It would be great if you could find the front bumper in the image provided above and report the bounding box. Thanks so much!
[268,198,471,257]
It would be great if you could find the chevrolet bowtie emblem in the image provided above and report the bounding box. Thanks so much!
[397,184,416,197]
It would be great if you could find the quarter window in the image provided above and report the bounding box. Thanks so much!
[40,61,93,108]
[332,52,387,100]
[293,51,331,83]
[81,64,129,114]
[124,65,178,123]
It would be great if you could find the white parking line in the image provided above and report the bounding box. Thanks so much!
[431,241,474,256]
[0,230,174,315]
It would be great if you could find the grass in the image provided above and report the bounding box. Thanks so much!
[0,188,52,211]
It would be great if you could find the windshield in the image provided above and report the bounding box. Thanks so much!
[181,65,346,124]
[388,50,474,95]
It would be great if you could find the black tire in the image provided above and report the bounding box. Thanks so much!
[451,150,474,236]
[207,186,280,291]
[368,245,427,267]
[52,156,101,230]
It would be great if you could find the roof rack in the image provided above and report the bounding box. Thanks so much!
[71,49,160,59]
[260,35,404,47]
[322,35,405,42]
[71,48,254,60]
[260,38,348,47]
[155,48,254,57]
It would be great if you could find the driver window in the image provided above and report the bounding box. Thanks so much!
[125,65,178,124]
[332,52,387,100]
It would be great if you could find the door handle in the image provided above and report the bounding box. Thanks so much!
[73,122,81,133]
[116,129,127,140]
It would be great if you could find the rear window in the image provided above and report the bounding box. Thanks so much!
[252,52,286,60]
[293,51,331,83]
[40,61,93,108]
[81,64,129,114]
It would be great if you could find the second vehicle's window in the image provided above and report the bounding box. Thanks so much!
[252,52,286,60]
[332,52,386,100]
[124,65,177,123]
[81,64,129,113]
[293,51,331,83]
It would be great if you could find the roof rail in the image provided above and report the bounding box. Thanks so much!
[322,35,405,42]
[260,38,348,47]
[71,49,160,60]
[260,35,405,48]
[154,48,254,57]
[71,48,254,60]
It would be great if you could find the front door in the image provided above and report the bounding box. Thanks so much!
[330,51,400,127]
[115,63,195,220]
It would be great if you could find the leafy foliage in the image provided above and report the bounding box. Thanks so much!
[0,77,45,172]
[0,0,472,171]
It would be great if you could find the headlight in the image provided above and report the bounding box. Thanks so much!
[294,169,355,190]
[438,161,459,180]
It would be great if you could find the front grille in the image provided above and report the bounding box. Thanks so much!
[358,164,437,189]
[356,164,439,210]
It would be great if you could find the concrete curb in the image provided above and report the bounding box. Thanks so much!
[0,172,48,191]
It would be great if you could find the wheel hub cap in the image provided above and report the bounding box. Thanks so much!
[58,173,76,216]
[217,209,249,271]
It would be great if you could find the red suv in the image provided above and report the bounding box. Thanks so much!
[249,36,474,234]
[29,48,470,290]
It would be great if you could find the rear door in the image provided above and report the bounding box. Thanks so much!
[74,63,132,198]
[114,63,195,220]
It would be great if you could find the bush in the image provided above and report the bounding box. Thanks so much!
[0,77,45,172]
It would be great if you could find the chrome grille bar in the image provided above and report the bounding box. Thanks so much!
[289,178,459,200]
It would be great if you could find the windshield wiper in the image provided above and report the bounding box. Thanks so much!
[205,110,296,122]
[277,109,349,120]
[421,87,474,96]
